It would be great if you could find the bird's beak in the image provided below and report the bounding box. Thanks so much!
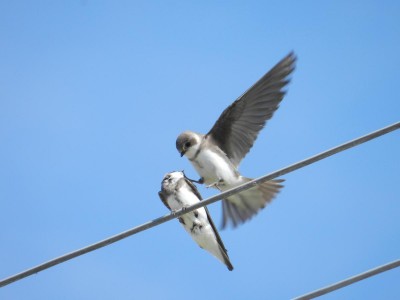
[180,147,186,157]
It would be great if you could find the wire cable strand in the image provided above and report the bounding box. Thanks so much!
[292,259,400,299]
[0,121,399,288]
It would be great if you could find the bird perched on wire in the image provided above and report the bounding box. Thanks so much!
[159,171,233,271]
[176,52,296,229]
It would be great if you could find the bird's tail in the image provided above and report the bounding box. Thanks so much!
[221,178,284,229]
[216,247,234,271]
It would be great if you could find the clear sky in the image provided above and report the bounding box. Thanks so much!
[1,1,399,299]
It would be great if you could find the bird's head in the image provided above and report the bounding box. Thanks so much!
[176,131,201,158]
[161,171,184,191]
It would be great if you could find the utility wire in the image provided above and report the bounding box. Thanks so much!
[0,121,399,288]
[293,259,400,299]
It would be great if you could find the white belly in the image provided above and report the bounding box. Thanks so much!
[191,149,240,186]
[166,184,200,211]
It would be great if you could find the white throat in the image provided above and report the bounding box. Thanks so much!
[184,133,202,160]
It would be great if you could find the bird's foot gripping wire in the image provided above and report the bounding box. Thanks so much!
[171,206,187,217]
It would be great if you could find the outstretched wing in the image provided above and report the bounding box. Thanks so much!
[207,52,296,167]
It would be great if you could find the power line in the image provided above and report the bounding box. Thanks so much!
[293,259,400,299]
[0,121,399,288]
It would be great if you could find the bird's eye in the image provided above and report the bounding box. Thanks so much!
[185,142,191,148]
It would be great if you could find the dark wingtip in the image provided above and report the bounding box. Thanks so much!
[281,51,297,72]
[286,50,297,62]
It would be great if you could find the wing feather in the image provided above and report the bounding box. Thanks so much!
[207,52,296,166]
[158,191,171,211]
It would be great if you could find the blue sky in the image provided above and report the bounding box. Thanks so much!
[1,1,399,299]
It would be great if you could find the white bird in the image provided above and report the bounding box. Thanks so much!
[159,171,233,271]
[176,52,296,228]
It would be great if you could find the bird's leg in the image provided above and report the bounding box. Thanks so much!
[185,176,204,184]
[206,178,224,189]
